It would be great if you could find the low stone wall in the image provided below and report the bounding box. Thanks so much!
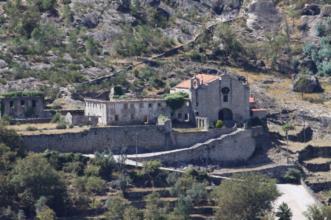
[21,125,235,154]
[303,162,331,172]
[220,164,297,180]
[299,145,331,162]
[133,129,257,165]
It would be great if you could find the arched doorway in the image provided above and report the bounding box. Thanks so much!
[218,108,233,121]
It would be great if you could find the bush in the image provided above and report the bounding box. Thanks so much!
[56,122,67,129]
[316,22,326,37]
[10,154,69,216]
[215,120,223,128]
[51,113,61,123]
[85,176,106,195]
[26,126,38,131]
[164,92,189,111]
[213,174,279,220]
[282,168,302,184]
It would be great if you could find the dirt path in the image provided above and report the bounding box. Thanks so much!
[275,184,318,220]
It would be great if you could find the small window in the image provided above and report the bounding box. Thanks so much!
[157,103,161,108]
[184,113,189,121]
[223,95,228,102]
[21,100,25,106]
[144,115,148,123]
[221,87,230,94]
[130,114,134,120]
[115,115,119,121]
[178,113,182,119]
[130,103,134,109]
[196,112,199,116]
[148,103,152,108]
[123,103,128,109]
[139,103,144,108]
[10,101,13,108]
[32,100,36,107]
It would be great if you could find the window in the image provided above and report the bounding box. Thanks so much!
[178,113,182,119]
[196,112,199,116]
[32,100,36,108]
[184,113,189,121]
[123,103,128,109]
[157,103,161,108]
[139,103,144,108]
[130,103,134,109]
[21,100,25,106]
[130,114,134,120]
[10,101,13,108]
[148,103,152,108]
[144,115,148,123]
[221,87,230,103]
[115,115,119,121]
[223,95,228,102]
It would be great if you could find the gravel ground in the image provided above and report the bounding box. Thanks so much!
[275,184,318,220]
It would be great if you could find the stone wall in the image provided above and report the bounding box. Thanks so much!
[1,95,45,119]
[132,128,257,165]
[21,125,234,154]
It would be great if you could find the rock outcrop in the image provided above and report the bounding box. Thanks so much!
[292,75,324,93]
[246,0,281,36]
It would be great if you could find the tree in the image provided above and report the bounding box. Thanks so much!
[144,192,166,220]
[93,151,116,181]
[10,154,68,215]
[213,174,279,220]
[276,202,292,220]
[123,206,143,220]
[31,23,63,53]
[282,122,295,163]
[35,197,56,220]
[304,205,331,220]
[142,160,161,187]
[105,196,126,220]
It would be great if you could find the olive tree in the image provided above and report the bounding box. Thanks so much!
[213,174,279,220]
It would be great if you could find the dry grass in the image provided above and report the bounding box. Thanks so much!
[7,123,90,135]
[305,157,331,164]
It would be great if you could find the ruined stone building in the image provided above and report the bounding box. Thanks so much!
[0,92,47,119]
[85,73,264,127]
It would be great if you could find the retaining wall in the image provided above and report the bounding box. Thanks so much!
[132,129,258,165]
[21,125,234,154]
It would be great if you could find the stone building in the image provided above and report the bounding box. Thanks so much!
[85,98,168,126]
[0,92,46,119]
[171,73,250,124]
[85,72,253,127]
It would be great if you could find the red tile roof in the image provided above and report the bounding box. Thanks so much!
[175,74,219,89]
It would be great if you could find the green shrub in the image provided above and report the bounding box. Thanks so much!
[56,121,67,129]
[164,92,189,111]
[85,164,100,177]
[215,120,223,128]
[85,176,106,195]
[282,168,302,184]
[51,113,61,123]
[26,126,38,131]
[316,22,326,37]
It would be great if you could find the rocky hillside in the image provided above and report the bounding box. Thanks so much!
[0,0,330,109]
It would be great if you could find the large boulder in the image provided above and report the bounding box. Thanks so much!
[299,58,318,74]
[321,5,331,17]
[81,12,99,29]
[0,59,8,69]
[301,4,321,16]
[246,0,281,35]
[293,75,324,93]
